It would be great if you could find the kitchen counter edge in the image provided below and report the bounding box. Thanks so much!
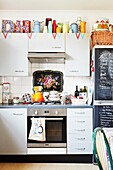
[0,103,93,108]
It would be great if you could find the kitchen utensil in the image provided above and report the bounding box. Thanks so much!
[32,92,44,103]
[48,92,60,101]
[50,91,58,95]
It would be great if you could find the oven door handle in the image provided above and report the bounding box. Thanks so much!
[45,118,63,120]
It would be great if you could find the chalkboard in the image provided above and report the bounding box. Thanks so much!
[95,48,113,100]
[94,105,113,128]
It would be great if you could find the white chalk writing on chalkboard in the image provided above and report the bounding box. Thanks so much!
[95,48,113,100]
[99,50,113,80]
[94,106,113,127]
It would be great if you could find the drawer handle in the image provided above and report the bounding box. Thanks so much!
[13,113,23,116]
[76,121,85,123]
[74,112,85,115]
[75,148,86,151]
[75,137,85,140]
[75,129,85,132]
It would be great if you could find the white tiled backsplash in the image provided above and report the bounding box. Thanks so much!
[2,63,91,101]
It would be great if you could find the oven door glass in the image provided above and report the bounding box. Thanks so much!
[27,116,66,144]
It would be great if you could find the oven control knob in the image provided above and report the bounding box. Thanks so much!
[34,110,38,115]
[55,110,59,115]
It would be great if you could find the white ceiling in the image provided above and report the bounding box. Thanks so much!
[0,0,113,10]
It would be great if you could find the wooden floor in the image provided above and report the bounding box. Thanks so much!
[0,163,99,170]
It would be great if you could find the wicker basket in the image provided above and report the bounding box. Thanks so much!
[91,31,113,47]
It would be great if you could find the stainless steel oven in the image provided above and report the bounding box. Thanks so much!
[27,108,67,154]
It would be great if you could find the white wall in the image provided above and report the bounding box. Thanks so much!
[1,10,113,100]
[0,10,113,32]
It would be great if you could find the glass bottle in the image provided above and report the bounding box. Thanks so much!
[52,20,57,33]
[48,21,52,33]
[46,18,52,27]
[76,17,82,33]
[79,88,83,98]
[74,85,79,98]
[83,86,87,92]
[82,86,88,98]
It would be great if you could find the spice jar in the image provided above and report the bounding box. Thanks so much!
[8,99,13,105]
[13,97,20,104]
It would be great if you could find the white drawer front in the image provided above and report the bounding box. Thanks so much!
[67,132,92,143]
[67,142,93,154]
[67,108,92,117]
[67,117,92,134]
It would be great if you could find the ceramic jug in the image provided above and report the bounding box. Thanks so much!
[32,20,40,33]
[70,23,78,33]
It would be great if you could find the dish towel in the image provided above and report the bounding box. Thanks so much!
[29,117,46,141]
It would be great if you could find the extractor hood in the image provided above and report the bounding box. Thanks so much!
[27,52,66,64]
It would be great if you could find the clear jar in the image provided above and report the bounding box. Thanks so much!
[2,82,11,93]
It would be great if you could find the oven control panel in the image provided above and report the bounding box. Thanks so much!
[27,108,67,116]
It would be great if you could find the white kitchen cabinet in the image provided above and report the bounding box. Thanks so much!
[0,108,27,154]
[65,33,90,76]
[0,33,30,76]
[28,33,65,52]
[67,108,93,154]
